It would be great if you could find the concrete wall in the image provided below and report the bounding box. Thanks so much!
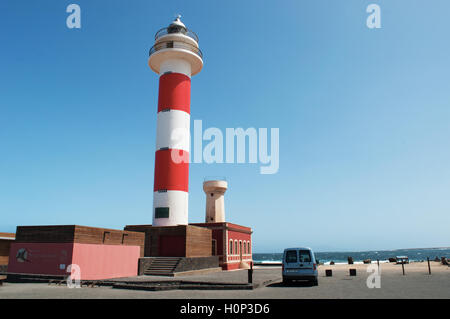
[175,256,219,273]
[138,256,219,275]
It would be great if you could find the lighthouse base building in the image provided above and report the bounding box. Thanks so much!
[6,178,253,280]
[125,179,253,273]
[3,17,253,280]
[125,221,252,273]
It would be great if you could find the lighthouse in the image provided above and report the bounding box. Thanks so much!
[149,16,203,226]
[6,16,253,279]
[125,16,252,271]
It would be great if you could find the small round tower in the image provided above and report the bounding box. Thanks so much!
[203,179,228,223]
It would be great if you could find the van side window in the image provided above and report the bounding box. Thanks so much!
[299,250,311,262]
[285,250,297,263]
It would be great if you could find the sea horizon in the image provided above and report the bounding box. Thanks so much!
[253,247,450,263]
[255,246,450,254]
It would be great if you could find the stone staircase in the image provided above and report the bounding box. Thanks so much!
[144,257,182,276]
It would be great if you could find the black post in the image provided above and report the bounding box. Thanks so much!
[377,259,379,271]
[427,257,431,275]
[401,261,405,275]
[248,263,253,284]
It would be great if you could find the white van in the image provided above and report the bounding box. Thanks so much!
[282,247,318,286]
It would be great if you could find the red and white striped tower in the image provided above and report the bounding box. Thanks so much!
[148,16,203,226]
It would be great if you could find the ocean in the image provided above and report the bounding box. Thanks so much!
[253,247,450,264]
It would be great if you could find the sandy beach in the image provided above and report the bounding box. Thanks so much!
[0,261,448,299]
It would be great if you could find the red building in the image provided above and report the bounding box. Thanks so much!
[192,222,252,270]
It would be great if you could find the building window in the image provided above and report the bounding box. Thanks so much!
[248,242,251,254]
[229,240,233,255]
[243,241,247,254]
[239,241,242,256]
[155,207,169,218]
[235,240,238,255]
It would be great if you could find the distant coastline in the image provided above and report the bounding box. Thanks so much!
[253,247,450,263]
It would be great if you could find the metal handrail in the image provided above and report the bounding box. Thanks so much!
[155,27,199,43]
[149,41,203,59]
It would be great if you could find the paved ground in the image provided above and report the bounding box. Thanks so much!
[108,267,278,286]
[0,262,449,299]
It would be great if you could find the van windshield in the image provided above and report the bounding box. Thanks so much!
[285,250,297,263]
[299,250,312,262]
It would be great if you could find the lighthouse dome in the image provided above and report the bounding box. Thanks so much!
[167,15,187,35]
[170,15,186,28]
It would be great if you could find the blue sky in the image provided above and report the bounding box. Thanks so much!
[1,0,449,252]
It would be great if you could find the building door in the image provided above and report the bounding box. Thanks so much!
[159,235,185,257]
[212,239,217,256]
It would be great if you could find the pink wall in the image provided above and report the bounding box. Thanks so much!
[8,242,73,276]
[71,243,140,280]
[8,242,141,280]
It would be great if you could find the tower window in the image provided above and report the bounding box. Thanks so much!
[155,207,169,218]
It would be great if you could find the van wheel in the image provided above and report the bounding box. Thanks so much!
[312,278,318,286]
[282,277,290,285]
